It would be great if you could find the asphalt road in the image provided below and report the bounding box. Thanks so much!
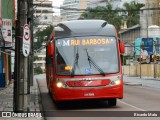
[35,74,160,120]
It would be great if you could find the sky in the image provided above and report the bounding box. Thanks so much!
[52,0,64,16]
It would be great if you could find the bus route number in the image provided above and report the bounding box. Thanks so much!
[84,93,95,97]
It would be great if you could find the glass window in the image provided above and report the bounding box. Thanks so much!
[55,36,119,76]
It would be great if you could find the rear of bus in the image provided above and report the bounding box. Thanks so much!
[46,20,124,106]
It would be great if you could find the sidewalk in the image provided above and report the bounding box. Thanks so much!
[0,79,43,120]
[123,75,160,89]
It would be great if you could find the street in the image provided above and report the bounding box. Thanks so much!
[1,1,160,120]
[35,74,160,120]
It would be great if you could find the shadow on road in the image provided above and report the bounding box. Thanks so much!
[41,93,119,110]
[55,100,119,110]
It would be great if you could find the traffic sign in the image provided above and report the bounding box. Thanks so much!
[22,24,30,57]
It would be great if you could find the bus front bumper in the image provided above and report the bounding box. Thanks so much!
[53,85,123,101]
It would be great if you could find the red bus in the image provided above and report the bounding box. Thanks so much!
[46,20,124,106]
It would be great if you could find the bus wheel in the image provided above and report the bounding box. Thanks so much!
[108,98,117,106]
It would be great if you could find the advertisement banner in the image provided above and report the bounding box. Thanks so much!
[142,38,153,55]
[135,38,154,56]
[157,38,160,55]
[135,38,142,56]
[1,19,12,43]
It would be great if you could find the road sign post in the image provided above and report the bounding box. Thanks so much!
[23,24,30,57]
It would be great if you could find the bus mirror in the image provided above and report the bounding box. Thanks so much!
[119,41,125,54]
[48,42,54,56]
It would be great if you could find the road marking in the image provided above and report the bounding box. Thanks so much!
[118,100,147,111]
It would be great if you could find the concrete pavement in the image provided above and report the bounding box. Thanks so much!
[1,74,160,119]
[124,75,160,89]
[0,77,43,120]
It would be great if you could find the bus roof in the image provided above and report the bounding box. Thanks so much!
[54,20,117,37]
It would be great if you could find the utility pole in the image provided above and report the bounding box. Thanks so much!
[154,0,160,26]
[14,0,30,112]
[140,54,142,79]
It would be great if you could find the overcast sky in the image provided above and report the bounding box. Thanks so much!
[52,0,64,16]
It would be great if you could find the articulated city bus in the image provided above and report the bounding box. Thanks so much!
[46,20,124,106]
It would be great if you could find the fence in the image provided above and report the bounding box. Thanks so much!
[123,63,160,79]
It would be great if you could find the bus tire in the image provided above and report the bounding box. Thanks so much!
[108,98,117,106]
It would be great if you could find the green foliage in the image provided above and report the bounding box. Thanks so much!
[34,67,43,74]
[80,2,145,31]
[34,25,53,50]
[122,1,145,27]
[80,4,122,31]
[33,56,39,61]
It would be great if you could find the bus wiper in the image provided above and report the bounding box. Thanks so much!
[71,47,79,77]
[85,49,105,76]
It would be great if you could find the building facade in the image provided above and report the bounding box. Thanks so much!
[120,0,160,40]
[119,0,160,63]
[140,0,160,38]
[87,0,106,9]
[33,50,46,73]
[60,0,145,21]
[0,0,15,87]
[33,0,53,32]
[60,0,88,20]
[52,16,68,26]
[119,25,140,56]
[120,0,160,42]
[119,25,141,44]
[88,0,145,9]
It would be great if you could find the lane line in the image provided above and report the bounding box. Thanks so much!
[118,100,147,111]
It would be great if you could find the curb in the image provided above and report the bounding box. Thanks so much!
[124,82,142,86]
[36,79,46,120]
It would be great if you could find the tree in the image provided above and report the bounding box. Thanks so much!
[80,2,144,31]
[34,25,53,51]
[33,56,39,61]
[122,1,144,27]
[34,66,43,74]
[80,4,122,31]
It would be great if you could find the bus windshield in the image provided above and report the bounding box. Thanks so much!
[55,36,119,76]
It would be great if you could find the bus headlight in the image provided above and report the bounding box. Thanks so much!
[110,75,122,86]
[57,82,63,88]
[115,80,121,85]
[110,80,121,86]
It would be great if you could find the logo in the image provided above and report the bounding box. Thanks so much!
[2,112,11,117]
[85,80,93,86]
